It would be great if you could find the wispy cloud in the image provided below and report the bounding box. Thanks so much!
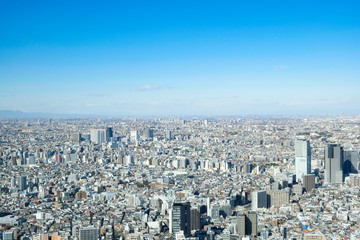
[86,92,106,97]
[274,65,290,70]
[136,85,160,91]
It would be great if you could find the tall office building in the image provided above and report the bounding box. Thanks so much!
[292,184,304,195]
[252,190,267,210]
[90,129,106,144]
[170,202,191,237]
[303,174,315,192]
[79,227,98,240]
[267,190,290,208]
[206,197,211,217]
[18,175,27,191]
[166,130,172,141]
[244,163,253,174]
[295,138,311,182]
[210,204,220,220]
[190,207,201,231]
[343,151,360,175]
[70,133,81,143]
[144,128,154,139]
[236,211,257,237]
[10,177,16,188]
[130,130,139,142]
[106,127,113,139]
[324,144,344,184]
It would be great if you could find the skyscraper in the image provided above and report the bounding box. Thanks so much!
[18,175,27,191]
[324,144,344,184]
[144,128,154,139]
[90,129,106,144]
[236,211,257,237]
[190,207,201,231]
[267,190,290,208]
[295,138,311,182]
[206,197,211,217]
[343,151,359,175]
[166,130,172,141]
[130,130,139,142]
[252,190,267,210]
[170,202,191,237]
[70,133,81,143]
[106,127,113,140]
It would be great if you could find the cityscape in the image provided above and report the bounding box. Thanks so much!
[1,116,360,239]
[1,1,360,240]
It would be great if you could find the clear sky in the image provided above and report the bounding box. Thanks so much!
[1,1,359,116]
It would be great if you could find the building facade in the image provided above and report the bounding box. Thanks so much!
[324,144,344,184]
[170,202,191,237]
[295,138,311,182]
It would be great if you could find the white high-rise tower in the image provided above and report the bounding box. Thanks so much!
[295,137,311,182]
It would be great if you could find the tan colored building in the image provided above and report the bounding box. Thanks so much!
[51,233,66,240]
[303,234,327,240]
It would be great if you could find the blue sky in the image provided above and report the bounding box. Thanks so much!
[1,1,359,116]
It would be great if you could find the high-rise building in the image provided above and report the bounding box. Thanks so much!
[292,184,304,195]
[125,155,135,165]
[144,128,154,139]
[324,144,344,184]
[303,174,316,192]
[18,175,27,191]
[75,190,87,199]
[349,175,360,187]
[295,138,311,182]
[236,211,257,237]
[267,190,290,208]
[244,163,253,174]
[90,129,106,144]
[106,127,113,140]
[70,133,81,143]
[210,204,220,219]
[206,197,211,217]
[170,202,191,237]
[79,227,98,240]
[10,177,16,188]
[190,207,201,231]
[343,151,359,175]
[252,190,267,210]
[166,130,172,141]
[282,227,287,239]
[54,154,62,163]
[236,213,245,236]
[130,130,139,142]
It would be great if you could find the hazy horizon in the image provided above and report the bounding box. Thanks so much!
[1,1,359,116]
